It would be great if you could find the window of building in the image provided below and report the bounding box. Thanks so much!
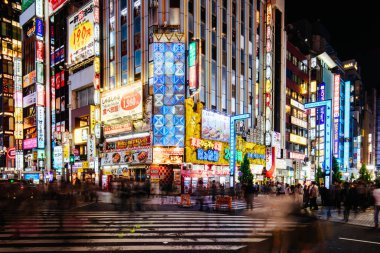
[76,87,94,108]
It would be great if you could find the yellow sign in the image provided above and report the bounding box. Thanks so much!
[290,133,307,145]
[74,127,89,144]
[82,161,89,168]
[63,144,70,162]
[185,98,266,166]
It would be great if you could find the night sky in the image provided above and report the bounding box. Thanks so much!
[285,0,378,91]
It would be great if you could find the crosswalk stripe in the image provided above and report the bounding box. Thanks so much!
[0,245,246,252]
[0,210,304,252]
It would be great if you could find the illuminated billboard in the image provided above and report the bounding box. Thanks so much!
[333,74,340,157]
[305,100,332,188]
[344,81,351,169]
[101,82,143,121]
[264,2,273,146]
[188,39,201,95]
[201,110,230,143]
[67,1,95,66]
[49,0,68,14]
[152,38,185,147]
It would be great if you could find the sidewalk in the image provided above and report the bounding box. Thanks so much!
[313,207,376,228]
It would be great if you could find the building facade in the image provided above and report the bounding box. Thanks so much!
[16,0,286,191]
[0,0,22,177]
[285,41,309,184]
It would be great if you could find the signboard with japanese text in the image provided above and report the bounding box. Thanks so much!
[87,135,96,161]
[105,136,151,152]
[101,82,143,121]
[333,74,340,157]
[53,146,63,169]
[37,106,45,148]
[67,1,95,65]
[103,122,133,137]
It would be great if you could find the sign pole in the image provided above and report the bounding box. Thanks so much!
[229,114,250,189]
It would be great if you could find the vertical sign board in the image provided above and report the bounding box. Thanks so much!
[325,100,332,184]
[264,1,273,147]
[229,114,250,185]
[333,74,340,158]
[344,81,351,169]
[188,39,200,95]
[305,100,332,189]
[37,106,45,148]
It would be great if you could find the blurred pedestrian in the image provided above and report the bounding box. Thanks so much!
[196,179,205,211]
[373,182,380,229]
[245,181,254,210]
[341,182,354,222]
[211,180,217,202]
[309,182,319,210]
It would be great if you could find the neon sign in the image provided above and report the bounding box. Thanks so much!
[305,100,332,189]
[333,74,340,157]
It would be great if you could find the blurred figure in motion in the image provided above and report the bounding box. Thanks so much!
[211,180,217,202]
[309,181,319,210]
[341,182,353,222]
[196,179,205,211]
[334,182,342,214]
[244,181,255,210]
[373,182,380,229]
[294,183,304,207]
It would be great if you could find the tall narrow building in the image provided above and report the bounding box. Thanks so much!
[0,0,22,178]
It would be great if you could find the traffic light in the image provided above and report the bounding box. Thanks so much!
[69,154,75,164]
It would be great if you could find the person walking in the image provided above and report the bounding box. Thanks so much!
[245,181,255,210]
[341,182,353,222]
[211,180,217,202]
[309,182,319,210]
[373,182,380,229]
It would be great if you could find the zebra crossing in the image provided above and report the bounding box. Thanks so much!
[0,210,306,252]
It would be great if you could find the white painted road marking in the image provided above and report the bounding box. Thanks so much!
[339,237,380,245]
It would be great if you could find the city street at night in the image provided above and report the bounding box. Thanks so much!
[1,0,380,252]
[1,194,379,252]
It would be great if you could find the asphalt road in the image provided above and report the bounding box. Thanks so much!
[0,198,379,253]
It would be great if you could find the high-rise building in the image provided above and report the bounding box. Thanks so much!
[99,0,286,191]
[284,41,309,184]
[0,0,22,177]
[17,0,286,190]
[343,59,363,171]
[362,89,377,172]
[376,97,380,171]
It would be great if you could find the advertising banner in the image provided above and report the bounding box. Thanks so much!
[188,39,200,94]
[23,93,36,108]
[101,148,152,166]
[53,146,63,169]
[37,106,45,148]
[67,1,95,66]
[87,135,96,162]
[201,110,230,143]
[35,18,44,38]
[74,127,89,144]
[49,0,68,15]
[23,71,36,88]
[104,122,133,136]
[101,82,143,121]
[333,74,340,157]
[152,147,184,164]
[24,138,37,150]
[105,136,151,152]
